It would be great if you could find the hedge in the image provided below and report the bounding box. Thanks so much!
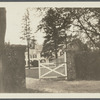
[2,44,26,92]
[75,51,100,80]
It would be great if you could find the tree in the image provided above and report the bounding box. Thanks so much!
[37,8,72,59]
[21,8,35,68]
[68,8,100,49]
[37,8,100,58]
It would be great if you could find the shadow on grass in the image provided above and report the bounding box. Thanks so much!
[18,88,49,93]
[25,88,48,93]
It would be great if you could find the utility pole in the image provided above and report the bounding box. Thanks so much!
[27,38,30,69]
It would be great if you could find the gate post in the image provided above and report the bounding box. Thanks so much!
[64,52,67,79]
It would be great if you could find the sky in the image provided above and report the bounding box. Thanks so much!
[5,6,45,45]
[0,2,100,45]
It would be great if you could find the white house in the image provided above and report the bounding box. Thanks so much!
[25,44,49,67]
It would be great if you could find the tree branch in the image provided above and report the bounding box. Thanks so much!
[70,10,97,47]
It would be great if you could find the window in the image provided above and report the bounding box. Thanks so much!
[33,54,37,58]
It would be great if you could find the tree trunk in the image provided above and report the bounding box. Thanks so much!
[27,39,30,69]
[54,39,58,67]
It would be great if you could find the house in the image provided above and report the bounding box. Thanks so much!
[62,39,89,52]
[25,44,49,67]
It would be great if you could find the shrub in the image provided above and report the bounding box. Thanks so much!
[75,51,100,80]
[2,44,26,92]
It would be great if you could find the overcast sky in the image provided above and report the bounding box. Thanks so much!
[5,6,45,45]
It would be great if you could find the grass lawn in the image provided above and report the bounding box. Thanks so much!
[26,77,100,93]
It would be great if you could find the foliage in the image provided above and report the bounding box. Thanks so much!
[20,8,36,46]
[3,44,26,92]
[37,8,100,58]
[20,8,36,68]
[37,8,73,58]
[75,51,100,80]
[4,44,18,67]
[21,9,32,41]
[68,8,100,49]
[69,38,90,51]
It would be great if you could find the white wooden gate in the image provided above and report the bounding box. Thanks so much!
[39,52,67,79]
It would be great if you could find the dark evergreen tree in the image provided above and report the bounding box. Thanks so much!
[20,8,35,68]
[37,8,72,59]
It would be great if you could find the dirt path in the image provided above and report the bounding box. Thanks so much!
[26,77,100,93]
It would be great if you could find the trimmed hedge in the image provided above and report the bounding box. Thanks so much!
[2,44,26,92]
[66,51,76,80]
[75,51,100,80]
